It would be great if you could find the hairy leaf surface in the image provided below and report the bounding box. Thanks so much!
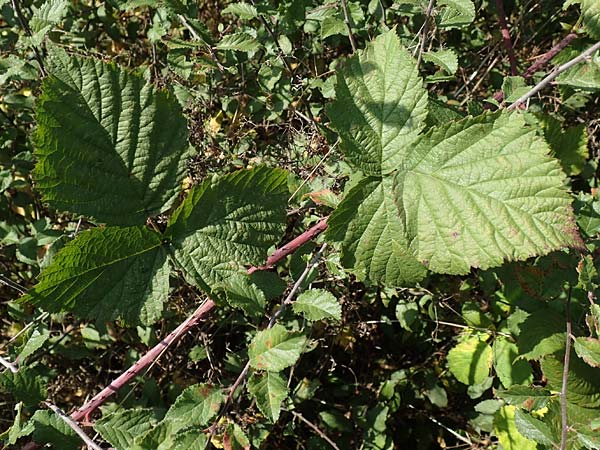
[327,29,428,175]
[166,167,288,293]
[22,226,169,325]
[95,408,163,450]
[33,47,190,225]
[329,111,582,284]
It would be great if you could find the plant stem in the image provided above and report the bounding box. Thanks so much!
[340,0,357,52]
[492,32,578,103]
[10,0,47,77]
[44,402,103,450]
[177,14,225,73]
[248,217,329,273]
[291,410,341,450]
[67,218,329,423]
[495,0,518,76]
[205,244,327,449]
[0,355,18,373]
[416,0,436,67]
[560,285,573,450]
[70,298,217,422]
[508,40,600,110]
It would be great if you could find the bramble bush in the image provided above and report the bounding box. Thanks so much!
[2,0,600,449]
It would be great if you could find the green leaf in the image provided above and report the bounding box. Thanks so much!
[542,351,600,408]
[395,299,420,331]
[249,324,307,372]
[293,289,342,322]
[493,337,533,388]
[502,76,530,103]
[132,421,175,450]
[329,110,582,284]
[578,255,598,291]
[173,426,208,450]
[95,408,163,450]
[496,385,553,411]
[437,0,476,29]
[447,335,492,385]
[574,337,600,367]
[29,0,70,46]
[327,29,428,175]
[494,405,537,450]
[581,0,600,38]
[30,410,80,450]
[0,367,47,407]
[224,422,250,450]
[33,47,190,225]
[556,45,600,91]
[22,226,169,326]
[514,408,556,446]
[219,273,267,319]
[516,309,566,360]
[248,371,288,422]
[539,114,588,176]
[326,177,428,286]
[18,328,50,362]
[217,32,261,52]
[222,2,258,19]
[422,49,458,74]
[164,384,224,429]
[165,167,288,294]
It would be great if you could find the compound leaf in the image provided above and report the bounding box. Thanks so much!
[165,167,288,294]
[22,226,169,326]
[34,47,190,225]
[249,324,307,372]
[248,371,288,423]
[327,29,428,176]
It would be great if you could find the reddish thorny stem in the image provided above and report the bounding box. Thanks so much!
[495,0,518,76]
[71,217,329,423]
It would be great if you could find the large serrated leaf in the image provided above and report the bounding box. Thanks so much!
[496,385,553,411]
[326,177,427,286]
[29,410,80,450]
[247,371,288,423]
[165,167,288,294]
[22,226,169,326]
[542,351,600,408]
[328,110,583,285]
[514,409,556,447]
[33,47,190,225]
[327,29,428,176]
[248,324,307,372]
[95,408,163,450]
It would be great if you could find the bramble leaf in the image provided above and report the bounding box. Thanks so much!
[496,385,553,411]
[447,335,492,385]
[514,409,556,447]
[293,289,342,322]
[248,324,307,372]
[494,405,537,450]
[164,384,224,429]
[33,47,190,225]
[248,371,288,423]
[22,226,169,325]
[542,351,600,408]
[574,337,600,368]
[95,408,164,450]
[166,167,288,294]
[29,410,80,450]
[437,0,476,29]
[327,29,428,176]
[581,0,600,38]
